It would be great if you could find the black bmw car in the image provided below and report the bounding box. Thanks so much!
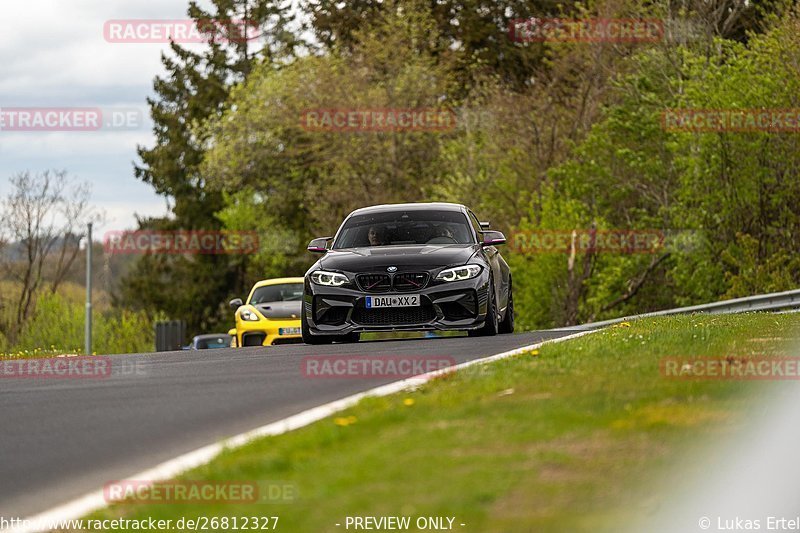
[302,202,514,344]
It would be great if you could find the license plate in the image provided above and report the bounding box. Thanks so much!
[279,327,301,336]
[365,295,420,308]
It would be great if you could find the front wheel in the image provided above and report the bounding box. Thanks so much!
[337,332,361,343]
[498,278,515,334]
[469,280,498,337]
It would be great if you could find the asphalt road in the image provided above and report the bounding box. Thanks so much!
[0,331,577,519]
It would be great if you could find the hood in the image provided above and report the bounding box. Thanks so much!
[253,300,302,320]
[319,244,478,272]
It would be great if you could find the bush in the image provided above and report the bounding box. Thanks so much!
[11,292,157,355]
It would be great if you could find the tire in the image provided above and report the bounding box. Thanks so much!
[499,277,515,334]
[337,332,361,343]
[470,279,498,337]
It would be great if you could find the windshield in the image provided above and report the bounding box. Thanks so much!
[333,210,475,248]
[248,283,303,304]
[195,336,231,349]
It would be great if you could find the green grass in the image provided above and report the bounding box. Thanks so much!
[80,313,799,532]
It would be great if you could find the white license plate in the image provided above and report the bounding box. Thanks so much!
[366,295,420,308]
[279,327,301,336]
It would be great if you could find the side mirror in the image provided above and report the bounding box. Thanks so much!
[307,236,331,253]
[479,221,490,229]
[481,230,506,246]
[229,298,243,310]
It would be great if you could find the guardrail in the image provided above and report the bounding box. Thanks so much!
[554,288,800,331]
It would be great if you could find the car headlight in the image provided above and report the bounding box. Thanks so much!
[310,270,348,287]
[239,308,260,321]
[436,264,482,282]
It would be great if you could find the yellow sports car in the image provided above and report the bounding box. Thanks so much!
[228,277,304,346]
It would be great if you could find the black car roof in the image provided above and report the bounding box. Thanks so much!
[349,202,466,216]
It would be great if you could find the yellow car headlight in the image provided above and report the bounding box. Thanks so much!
[240,308,260,321]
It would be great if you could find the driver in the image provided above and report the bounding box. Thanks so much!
[434,225,454,240]
[367,226,386,246]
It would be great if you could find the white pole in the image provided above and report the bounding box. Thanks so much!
[85,222,92,355]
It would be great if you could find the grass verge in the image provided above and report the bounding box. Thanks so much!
[78,313,799,532]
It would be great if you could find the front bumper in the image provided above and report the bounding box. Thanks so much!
[235,319,302,346]
[303,271,492,335]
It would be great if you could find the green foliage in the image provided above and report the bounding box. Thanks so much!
[12,292,159,355]
[494,9,800,326]
[216,188,303,286]
[121,0,800,333]
[303,0,555,92]
[202,7,457,236]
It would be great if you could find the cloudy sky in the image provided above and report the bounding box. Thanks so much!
[0,0,245,233]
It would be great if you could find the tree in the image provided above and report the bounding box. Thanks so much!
[135,0,300,221]
[0,170,98,342]
[201,6,456,236]
[123,0,301,333]
[303,0,565,90]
